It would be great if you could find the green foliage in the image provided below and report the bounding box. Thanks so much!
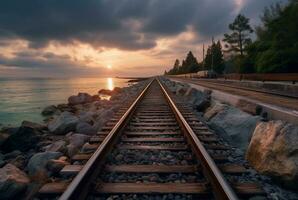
[223,14,253,56]
[204,41,225,74]
[247,1,298,73]
[166,51,201,75]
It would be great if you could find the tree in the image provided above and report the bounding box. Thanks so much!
[204,41,225,73]
[184,51,200,73]
[165,51,200,75]
[172,59,180,74]
[223,14,253,56]
[246,1,298,73]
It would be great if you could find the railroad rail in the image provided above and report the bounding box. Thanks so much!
[38,78,264,200]
[174,78,298,99]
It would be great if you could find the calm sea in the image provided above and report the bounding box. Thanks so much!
[0,77,130,126]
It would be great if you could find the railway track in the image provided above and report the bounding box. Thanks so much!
[38,78,265,200]
[172,78,298,111]
[182,79,297,99]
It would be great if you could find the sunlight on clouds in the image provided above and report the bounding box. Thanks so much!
[234,0,244,13]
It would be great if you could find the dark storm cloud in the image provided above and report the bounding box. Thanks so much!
[0,51,95,76]
[0,0,239,50]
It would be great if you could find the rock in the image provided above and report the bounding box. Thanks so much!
[0,164,30,199]
[208,106,260,150]
[68,92,93,105]
[193,91,211,112]
[66,144,78,158]
[48,111,79,135]
[66,133,90,157]
[92,95,101,101]
[236,99,262,115]
[76,122,96,135]
[81,143,96,153]
[21,120,46,131]
[41,105,58,116]
[194,98,210,112]
[175,85,188,96]
[44,140,66,153]
[246,121,298,189]
[78,111,95,124]
[3,150,22,160]
[27,151,62,176]
[46,159,69,174]
[1,124,41,152]
[57,103,74,112]
[98,87,121,96]
[115,154,124,161]
[204,102,228,121]
[0,132,9,147]
[8,155,26,169]
[67,133,90,149]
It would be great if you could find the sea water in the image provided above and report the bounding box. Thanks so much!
[0,77,130,126]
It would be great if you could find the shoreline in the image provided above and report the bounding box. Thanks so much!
[0,80,149,199]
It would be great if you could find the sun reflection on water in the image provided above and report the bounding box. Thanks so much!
[107,78,114,90]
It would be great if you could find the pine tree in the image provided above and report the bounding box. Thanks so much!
[204,41,224,73]
[184,51,200,73]
[223,14,253,56]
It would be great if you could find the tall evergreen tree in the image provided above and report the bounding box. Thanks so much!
[223,14,253,56]
[173,59,180,73]
[184,51,200,73]
[204,41,225,73]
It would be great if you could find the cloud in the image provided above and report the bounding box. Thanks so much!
[0,0,239,50]
[0,0,289,77]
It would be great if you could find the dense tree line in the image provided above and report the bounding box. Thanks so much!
[165,51,201,75]
[166,0,297,75]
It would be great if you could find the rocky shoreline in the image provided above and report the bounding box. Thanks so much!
[0,78,297,199]
[0,81,148,199]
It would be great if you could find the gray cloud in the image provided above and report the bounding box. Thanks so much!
[0,51,105,77]
[0,0,239,50]
[0,0,290,76]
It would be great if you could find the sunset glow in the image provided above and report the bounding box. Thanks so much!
[0,0,285,78]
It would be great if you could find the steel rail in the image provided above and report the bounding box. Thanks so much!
[59,79,154,200]
[178,78,297,99]
[157,78,239,200]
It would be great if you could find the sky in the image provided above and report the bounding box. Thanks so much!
[0,0,287,78]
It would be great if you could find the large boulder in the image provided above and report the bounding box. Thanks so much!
[27,152,62,176]
[46,159,70,175]
[67,133,90,148]
[204,102,228,120]
[0,132,9,147]
[66,133,90,157]
[1,123,41,152]
[68,92,93,105]
[175,84,189,96]
[76,122,96,135]
[236,99,262,116]
[246,121,298,189]
[48,111,79,135]
[21,121,46,131]
[44,140,66,153]
[41,105,59,116]
[184,88,211,111]
[98,87,121,96]
[0,164,30,199]
[207,106,260,150]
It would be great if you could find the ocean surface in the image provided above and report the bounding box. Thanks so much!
[0,77,131,126]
